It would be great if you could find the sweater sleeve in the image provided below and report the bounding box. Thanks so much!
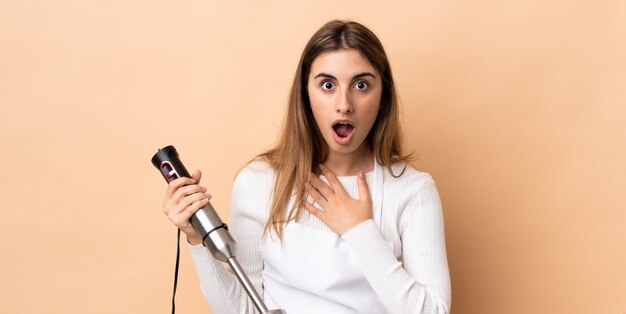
[341,174,451,314]
[187,162,270,314]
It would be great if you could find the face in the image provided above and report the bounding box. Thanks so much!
[307,49,382,158]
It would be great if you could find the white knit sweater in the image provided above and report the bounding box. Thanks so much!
[188,160,451,313]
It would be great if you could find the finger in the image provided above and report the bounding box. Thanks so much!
[319,164,348,195]
[306,182,328,205]
[169,193,211,224]
[303,200,324,217]
[171,184,208,204]
[178,192,212,212]
[183,195,211,217]
[357,171,372,203]
[164,188,207,215]
[165,177,196,200]
[171,198,207,227]
[309,172,334,199]
[163,177,196,208]
[191,169,202,184]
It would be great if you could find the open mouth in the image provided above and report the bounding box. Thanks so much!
[332,121,354,144]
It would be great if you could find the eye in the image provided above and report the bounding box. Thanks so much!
[321,80,335,90]
[354,80,369,91]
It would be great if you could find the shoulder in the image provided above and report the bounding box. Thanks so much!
[380,162,439,208]
[383,163,444,229]
[230,159,275,217]
[232,158,275,192]
[384,162,436,194]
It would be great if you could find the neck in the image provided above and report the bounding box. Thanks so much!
[323,144,375,176]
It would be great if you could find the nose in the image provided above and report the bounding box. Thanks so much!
[336,90,353,114]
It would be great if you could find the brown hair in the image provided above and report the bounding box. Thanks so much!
[258,20,412,237]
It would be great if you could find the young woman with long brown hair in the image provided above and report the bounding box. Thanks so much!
[163,20,451,313]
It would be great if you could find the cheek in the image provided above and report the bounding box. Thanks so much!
[308,86,333,115]
[307,89,327,129]
[361,93,382,124]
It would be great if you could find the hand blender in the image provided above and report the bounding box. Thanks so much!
[151,145,286,314]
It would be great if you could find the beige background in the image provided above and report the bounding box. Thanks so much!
[1,1,625,313]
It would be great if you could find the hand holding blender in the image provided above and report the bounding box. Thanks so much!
[152,145,286,314]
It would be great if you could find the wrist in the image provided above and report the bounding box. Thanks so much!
[186,234,203,246]
[341,219,374,239]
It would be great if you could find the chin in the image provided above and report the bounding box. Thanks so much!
[322,132,368,156]
[328,142,363,155]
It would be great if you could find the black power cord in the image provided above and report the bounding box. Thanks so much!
[172,229,181,314]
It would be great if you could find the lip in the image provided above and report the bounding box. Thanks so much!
[331,119,355,128]
[331,119,355,145]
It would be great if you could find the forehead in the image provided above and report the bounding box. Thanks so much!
[309,49,379,78]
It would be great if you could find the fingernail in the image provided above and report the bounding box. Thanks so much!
[359,171,364,178]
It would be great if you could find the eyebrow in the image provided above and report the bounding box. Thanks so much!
[313,72,377,80]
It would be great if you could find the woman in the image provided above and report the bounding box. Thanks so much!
[163,20,451,313]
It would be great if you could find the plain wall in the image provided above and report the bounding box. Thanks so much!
[1,1,624,313]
